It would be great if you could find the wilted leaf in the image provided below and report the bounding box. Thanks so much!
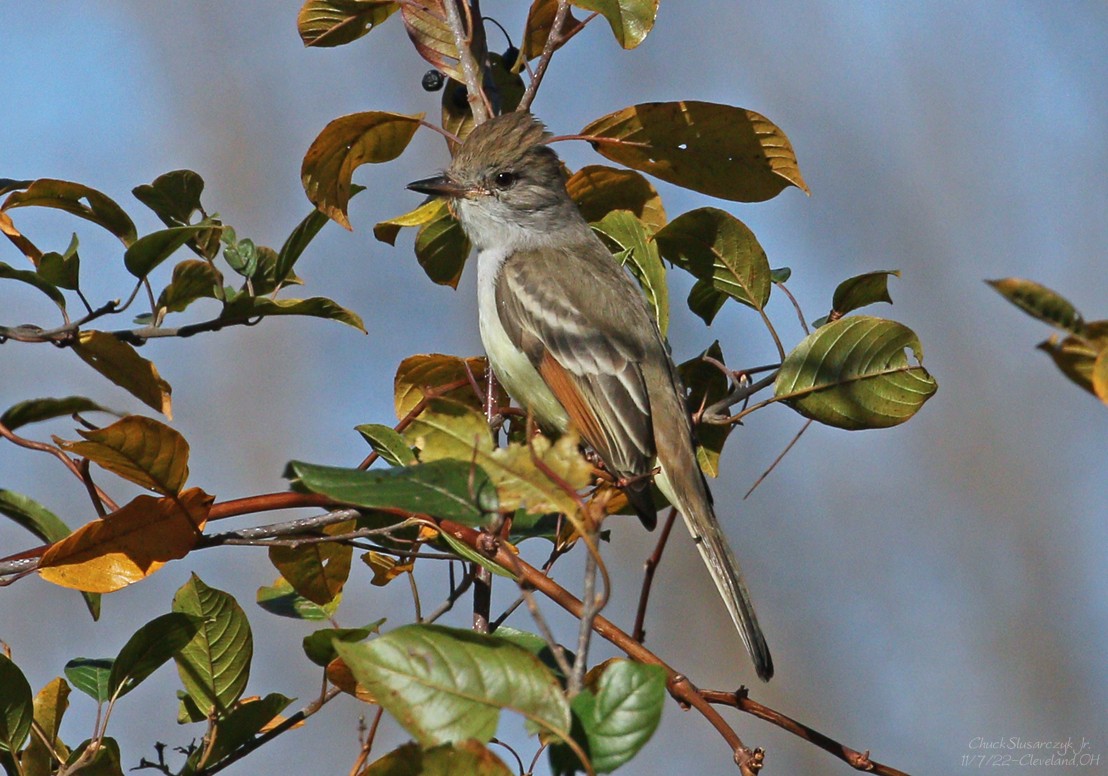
[38,488,212,593]
[268,520,355,606]
[654,207,771,312]
[335,624,572,746]
[302,111,424,229]
[775,316,937,429]
[2,179,137,246]
[57,415,189,495]
[109,612,203,700]
[256,576,340,620]
[156,259,222,314]
[568,165,666,233]
[286,459,498,525]
[592,210,668,334]
[0,261,66,309]
[987,277,1085,335]
[172,574,253,717]
[582,101,809,202]
[0,655,33,754]
[303,620,385,667]
[297,0,398,47]
[72,331,173,417]
[218,295,366,332]
[23,677,70,776]
[356,424,417,466]
[394,354,497,419]
[523,0,583,60]
[832,270,900,316]
[63,659,113,703]
[571,0,658,49]
[362,741,514,776]
[401,1,463,81]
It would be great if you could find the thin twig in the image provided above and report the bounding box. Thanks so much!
[519,0,571,111]
[775,280,810,335]
[632,507,678,643]
[744,419,813,500]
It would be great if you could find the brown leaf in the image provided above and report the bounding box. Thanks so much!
[523,0,583,60]
[582,101,809,202]
[326,657,376,702]
[297,0,398,47]
[38,488,212,593]
[267,520,355,605]
[567,165,666,232]
[302,111,424,229]
[57,415,189,495]
[72,331,173,418]
[0,210,43,265]
[394,354,502,419]
[400,0,463,81]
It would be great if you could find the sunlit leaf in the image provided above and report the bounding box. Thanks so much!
[302,111,424,229]
[72,331,173,417]
[0,209,43,264]
[268,520,355,606]
[363,550,414,586]
[38,488,212,593]
[568,165,666,233]
[1093,347,1108,406]
[23,677,70,776]
[987,277,1085,335]
[0,655,33,754]
[335,624,572,746]
[356,423,417,466]
[400,0,463,81]
[374,199,444,245]
[157,259,222,314]
[63,659,113,703]
[297,0,398,47]
[654,207,771,312]
[2,179,137,246]
[218,294,366,332]
[172,574,253,717]
[582,101,809,201]
[57,415,189,495]
[1036,322,1108,400]
[592,210,668,334]
[571,0,658,49]
[256,576,340,620]
[522,0,583,61]
[109,612,203,700]
[286,459,498,525]
[362,741,514,775]
[302,620,385,667]
[832,270,900,316]
[0,261,66,309]
[394,354,497,419]
[775,316,937,429]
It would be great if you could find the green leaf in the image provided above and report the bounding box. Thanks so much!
[770,266,792,284]
[654,207,771,311]
[132,170,205,226]
[71,331,173,417]
[571,0,658,48]
[302,620,385,667]
[2,396,115,432]
[172,574,253,718]
[0,655,33,754]
[223,237,258,277]
[775,316,938,429]
[64,737,123,776]
[686,277,726,326]
[124,223,217,279]
[553,659,665,773]
[334,624,572,746]
[832,270,900,316]
[438,531,516,579]
[249,245,301,296]
[218,294,366,332]
[492,626,572,684]
[568,165,666,233]
[202,693,293,765]
[987,278,1086,335]
[2,179,137,246]
[414,206,471,288]
[286,459,499,524]
[362,741,514,775]
[592,210,668,335]
[157,259,223,314]
[298,0,398,47]
[356,424,417,466]
[0,489,69,547]
[302,111,424,229]
[0,261,66,309]
[256,577,340,620]
[275,207,328,285]
[582,101,809,202]
[58,415,190,495]
[109,612,203,700]
[63,658,113,703]
[37,232,81,290]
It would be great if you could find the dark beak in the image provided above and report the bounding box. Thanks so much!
[407,174,467,198]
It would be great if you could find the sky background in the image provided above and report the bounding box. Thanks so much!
[1,2,1106,775]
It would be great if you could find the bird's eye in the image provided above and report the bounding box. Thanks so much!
[494,171,517,188]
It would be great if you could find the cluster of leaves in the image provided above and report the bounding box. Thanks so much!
[989,278,1108,406]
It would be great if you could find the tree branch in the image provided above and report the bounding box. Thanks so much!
[443,0,490,123]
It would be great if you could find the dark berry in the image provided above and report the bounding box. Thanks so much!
[421,69,445,91]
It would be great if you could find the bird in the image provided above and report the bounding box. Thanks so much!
[408,110,773,680]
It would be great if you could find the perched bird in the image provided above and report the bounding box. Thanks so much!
[409,111,773,680]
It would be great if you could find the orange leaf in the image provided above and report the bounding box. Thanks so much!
[362,550,414,586]
[72,331,173,418]
[57,415,189,495]
[394,353,503,419]
[267,520,354,606]
[326,657,375,703]
[39,488,212,593]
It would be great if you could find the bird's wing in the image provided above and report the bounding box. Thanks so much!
[495,243,659,516]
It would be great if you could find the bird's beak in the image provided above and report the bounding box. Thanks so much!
[407,174,468,198]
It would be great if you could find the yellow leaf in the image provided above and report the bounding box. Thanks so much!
[72,331,173,417]
[567,165,667,233]
[56,415,189,495]
[582,101,809,202]
[302,111,424,229]
[362,550,414,586]
[394,353,503,419]
[572,0,658,49]
[1092,345,1108,406]
[373,199,446,245]
[38,488,212,593]
[24,677,70,776]
[268,520,355,606]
